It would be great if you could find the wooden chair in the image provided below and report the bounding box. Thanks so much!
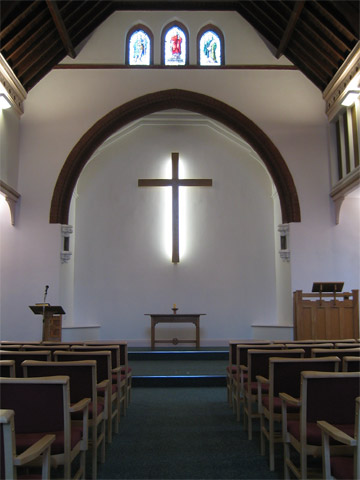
[317,397,359,480]
[54,350,119,443]
[343,356,360,372]
[226,340,271,406]
[280,371,360,479]
[0,375,90,480]
[257,356,341,471]
[285,343,333,357]
[231,343,283,422]
[334,342,360,348]
[22,344,70,359]
[312,347,360,364]
[85,341,132,409]
[0,408,55,480]
[22,360,106,480]
[0,344,22,350]
[0,360,16,377]
[0,350,51,377]
[243,348,305,440]
[72,345,127,417]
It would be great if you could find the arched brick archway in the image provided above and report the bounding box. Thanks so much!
[50,89,300,224]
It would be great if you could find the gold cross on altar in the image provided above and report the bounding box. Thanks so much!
[138,152,213,263]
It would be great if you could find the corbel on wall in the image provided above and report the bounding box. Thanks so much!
[0,180,20,225]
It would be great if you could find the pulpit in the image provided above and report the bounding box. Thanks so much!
[29,304,65,342]
[293,283,359,340]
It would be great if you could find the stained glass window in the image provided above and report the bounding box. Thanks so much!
[164,25,187,66]
[128,29,151,66]
[199,30,222,66]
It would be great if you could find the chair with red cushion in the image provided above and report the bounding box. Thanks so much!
[0,408,55,480]
[0,376,89,480]
[257,356,341,471]
[22,360,106,480]
[54,350,118,443]
[317,397,359,480]
[0,360,16,377]
[72,344,127,417]
[87,341,133,409]
[231,343,283,422]
[226,340,271,406]
[281,371,360,479]
[0,350,51,377]
[243,348,305,440]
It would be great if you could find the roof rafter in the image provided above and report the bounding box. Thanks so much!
[276,1,305,59]
[46,0,76,59]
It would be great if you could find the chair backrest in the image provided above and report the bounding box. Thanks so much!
[237,344,285,370]
[335,342,360,348]
[72,345,120,369]
[0,360,15,378]
[312,347,360,361]
[0,350,51,377]
[285,343,333,357]
[343,356,360,372]
[85,341,129,368]
[228,340,271,365]
[301,371,360,425]
[22,360,97,404]
[53,350,111,383]
[270,356,341,399]
[247,348,305,383]
[0,345,22,350]
[0,376,69,434]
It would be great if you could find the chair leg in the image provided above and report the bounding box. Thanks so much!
[283,442,290,480]
[91,423,97,480]
[260,414,265,456]
[269,418,275,471]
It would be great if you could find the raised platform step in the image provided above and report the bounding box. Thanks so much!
[129,348,228,361]
[129,347,227,387]
[133,375,226,387]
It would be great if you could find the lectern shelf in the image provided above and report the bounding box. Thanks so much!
[29,305,65,342]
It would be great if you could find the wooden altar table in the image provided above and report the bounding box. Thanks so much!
[145,314,206,349]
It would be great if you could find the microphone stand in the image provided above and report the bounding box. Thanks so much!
[41,286,49,343]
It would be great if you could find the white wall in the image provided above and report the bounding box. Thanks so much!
[71,114,277,344]
[0,10,358,342]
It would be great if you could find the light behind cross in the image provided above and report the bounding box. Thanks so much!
[138,152,213,263]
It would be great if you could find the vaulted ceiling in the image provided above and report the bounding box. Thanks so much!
[0,0,359,93]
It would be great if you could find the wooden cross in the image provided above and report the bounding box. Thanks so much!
[138,152,213,263]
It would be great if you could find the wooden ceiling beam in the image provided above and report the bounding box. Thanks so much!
[276,1,305,59]
[46,0,76,59]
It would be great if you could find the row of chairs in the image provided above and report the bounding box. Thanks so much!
[227,340,360,408]
[0,341,133,479]
[226,339,360,479]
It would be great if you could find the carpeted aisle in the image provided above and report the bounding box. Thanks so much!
[95,387,282,480]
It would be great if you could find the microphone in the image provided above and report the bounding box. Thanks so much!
[44,285,49,303]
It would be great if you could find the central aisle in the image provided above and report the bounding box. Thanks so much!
[95,387,282,479]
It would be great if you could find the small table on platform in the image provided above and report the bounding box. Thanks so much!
[145,314,206,349]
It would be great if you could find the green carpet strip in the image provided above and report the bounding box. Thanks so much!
[95,387,282,479]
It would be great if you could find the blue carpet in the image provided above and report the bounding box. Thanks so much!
[96,387,283,479]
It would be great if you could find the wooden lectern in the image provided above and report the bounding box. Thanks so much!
[29,305,65,342]
[293,283,359,340]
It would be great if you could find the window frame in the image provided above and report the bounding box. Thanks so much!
[161,21,190,67]
[197,24,225,67]
[125,25,154,66]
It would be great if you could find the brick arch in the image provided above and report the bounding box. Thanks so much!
[50,89,301,224]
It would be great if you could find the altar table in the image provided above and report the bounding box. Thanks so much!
[145,314,206,349]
